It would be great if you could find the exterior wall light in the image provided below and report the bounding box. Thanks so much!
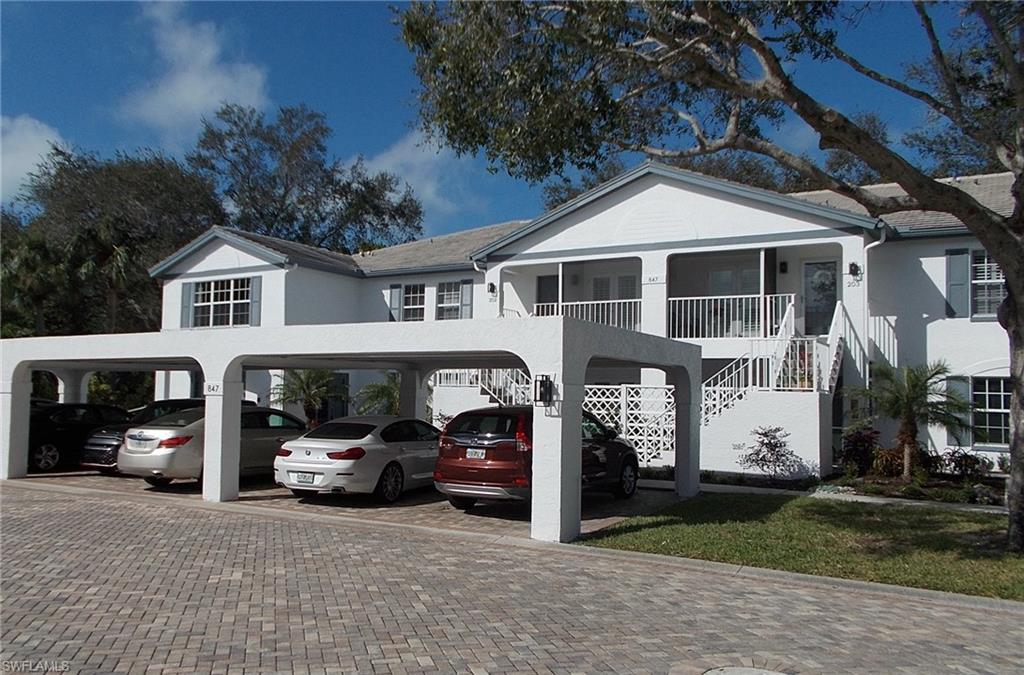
[848,262,862,277]
[779,261,788,274]
[534,374,554,406]
[487,282,497,295]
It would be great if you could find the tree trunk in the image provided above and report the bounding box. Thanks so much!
[898,418,918,480]
[303,404,317,428]
[1000,294,1024,554]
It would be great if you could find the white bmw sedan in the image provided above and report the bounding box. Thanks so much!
[274,416,441,503]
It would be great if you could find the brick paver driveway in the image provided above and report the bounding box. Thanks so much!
[2,481,1022,674]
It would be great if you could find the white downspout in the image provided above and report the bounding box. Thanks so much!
[862,226,888,388]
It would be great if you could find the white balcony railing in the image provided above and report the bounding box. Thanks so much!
[533,299,641,331]
[667,293,795,339]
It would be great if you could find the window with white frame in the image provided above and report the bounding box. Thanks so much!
[972,377,1010,446]
[402,284,426,321]
[193,278,251,327]
[592,277,611,301]
[436,281,462,320]
[971,250,1006,318]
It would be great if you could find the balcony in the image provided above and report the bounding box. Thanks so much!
[667,293,794,339]
[534,299,642,331]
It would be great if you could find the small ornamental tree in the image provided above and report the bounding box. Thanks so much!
[740,426,802,479]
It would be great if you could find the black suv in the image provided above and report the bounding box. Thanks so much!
[81,398,257,472]
[29,404,132,472]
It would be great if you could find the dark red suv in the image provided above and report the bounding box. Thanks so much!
[433,406,640,510]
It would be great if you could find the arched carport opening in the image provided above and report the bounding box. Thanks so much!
[1,356,203,479]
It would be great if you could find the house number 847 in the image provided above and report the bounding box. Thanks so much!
[204,383,222,395]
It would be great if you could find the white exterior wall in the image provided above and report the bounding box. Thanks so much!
[285,268,364,325]
[360,272,487,323]
[869,236,1010,459]
[700,389,832,477]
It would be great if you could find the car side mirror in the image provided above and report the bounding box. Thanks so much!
[605,427,619,440]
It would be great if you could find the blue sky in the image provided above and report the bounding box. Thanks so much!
[1,2,961,236]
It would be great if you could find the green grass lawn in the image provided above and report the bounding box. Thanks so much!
[581,493,1024,601]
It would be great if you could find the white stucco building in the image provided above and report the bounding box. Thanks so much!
[1,162,1013,538]
[144,162,1013,473]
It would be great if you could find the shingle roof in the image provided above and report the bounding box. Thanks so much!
[789,172,1014,234]
[226,228,363,275]
[352,220,528,274]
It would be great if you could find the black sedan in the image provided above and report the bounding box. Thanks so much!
[29,404,132,472]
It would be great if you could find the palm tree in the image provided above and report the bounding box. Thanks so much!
[852,361,974,479]
[271,370,338,426]
[354,372,401,415]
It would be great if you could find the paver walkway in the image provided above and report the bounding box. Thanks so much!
[2,481,1022,674]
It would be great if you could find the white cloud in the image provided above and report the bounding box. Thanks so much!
[362,130,485,228]
[119,3,268,145]
[1,115,65,203]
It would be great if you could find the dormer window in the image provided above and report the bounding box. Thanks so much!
[181,276,261,328]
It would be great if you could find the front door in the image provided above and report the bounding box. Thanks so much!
[803,261,838,335]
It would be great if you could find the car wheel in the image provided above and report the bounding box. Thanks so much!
[291,488,317,499]
[447,496,476,510]
[30,444,60,472]
[144,476,173,488]
[613,459,639,499]
[375,463,404,503]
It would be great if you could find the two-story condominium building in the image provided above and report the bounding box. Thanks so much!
[144,162,1013,477]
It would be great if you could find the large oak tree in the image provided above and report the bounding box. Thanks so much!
[400,1,1024,552]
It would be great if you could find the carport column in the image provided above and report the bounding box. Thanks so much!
[0,366,32,479]
[529,356,585,543]
[55,369,92,403]
[672,367,700,498]
[398,369,429,419]
[640,253,669,338]
[201,362,244,502]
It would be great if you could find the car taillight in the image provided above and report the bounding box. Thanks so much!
[432,469,443,481]
[327,447,365,460]
[439,436,454,452]
[157,436,193,448]
[276,448,292,457]
[512,475,530,487]
[515,415,532,453]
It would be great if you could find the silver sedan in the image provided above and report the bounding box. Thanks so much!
[274,416,441,503]
[119,407,306,487]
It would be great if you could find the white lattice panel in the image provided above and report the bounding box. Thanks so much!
[584,385,675,465]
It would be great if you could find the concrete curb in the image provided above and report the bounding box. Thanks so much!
[639,478,811,496]
[4,479,1022,615]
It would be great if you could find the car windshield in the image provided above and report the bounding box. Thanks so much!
[445,413,521,437]
[303,422,375,440]
[146,408,205,428]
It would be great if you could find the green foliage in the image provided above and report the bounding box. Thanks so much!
[3,147,225,337]
[271,370,339,425]
[942,447,993,482]
[838,428,880,476]
[739,426,804,478]
[582,493,1024,600]
[849,361,974,478]
[354,372,401,416]
[188,104,423,252]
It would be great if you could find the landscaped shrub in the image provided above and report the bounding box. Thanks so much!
[838,428,879,476]
[739,426,805,478]
[871,446,904,477]
[942,447,993,481]
[871,444,938,478]
[997,455,1011,473]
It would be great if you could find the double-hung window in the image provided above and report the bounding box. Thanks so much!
[972,377,1011,447]
[436,281,462,320]
[970,250,1006,319]
[189,277,256,328]
[402,284,426,322]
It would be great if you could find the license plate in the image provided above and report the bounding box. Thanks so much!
[465,448,486,460]
[294,472,315,484]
